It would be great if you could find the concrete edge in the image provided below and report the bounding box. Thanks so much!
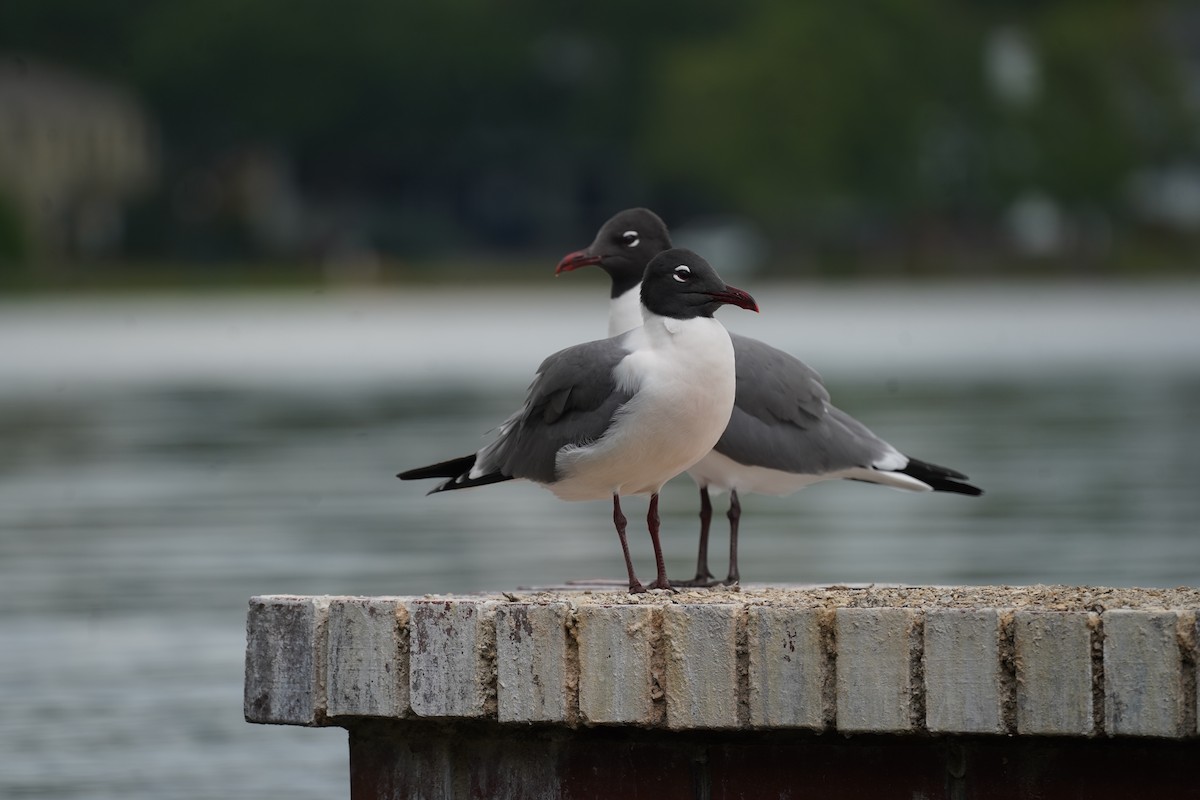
[245,594,1200,738]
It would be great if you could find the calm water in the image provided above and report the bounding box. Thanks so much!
[1,283,1198,798]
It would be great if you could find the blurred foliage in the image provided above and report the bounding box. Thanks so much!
[647,3,1198,251]
[0,189,30,264]
[2,0,1199,276]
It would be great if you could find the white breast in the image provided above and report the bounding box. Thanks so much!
[551,315,737,501]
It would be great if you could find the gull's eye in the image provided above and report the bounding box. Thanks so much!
[673,264,691,283]
[620,230,640,248]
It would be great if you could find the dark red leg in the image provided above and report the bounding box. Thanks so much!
[645,493,674,591]
[723,489,741,585]
[696,486,715,582]
[672,487,718,587]
[613,494,645,594]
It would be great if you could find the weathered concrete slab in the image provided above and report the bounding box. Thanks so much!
[244,595,330,725]
[326,597,409,719]
[924,609,1004,734]
[662,604,740,729]
[745,606,825,729]
[1103,610,1183,737]
[494,603,571,724]
[836,608,917,733]
[575,604,657,726]
[246,585,1200,742]
[407,599,495,718]
[1014,611,1095,736]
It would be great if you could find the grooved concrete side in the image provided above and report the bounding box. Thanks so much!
[746,607,824,729]
[662,604,739,729]
[326,598,409,719]
[495,603,570,724]
[924,609,1003,734]
[246,588,1200,740]
[836,608,916,733]
[1103,610,1183,737]
[244,595,329,725]
[1014,611,1095,736]
[407,599,493,718]
[576,604,656,725]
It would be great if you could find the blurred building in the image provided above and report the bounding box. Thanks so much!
[0,57,158,262]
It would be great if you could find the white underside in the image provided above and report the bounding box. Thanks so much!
[686,449,931,497]
[548,313,736,501]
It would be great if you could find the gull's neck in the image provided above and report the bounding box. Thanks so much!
[608,284,643,338]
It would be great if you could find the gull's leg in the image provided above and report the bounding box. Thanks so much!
[673,487,718,588]
[695,486,716,583]
[723,489,741,585]
[645,493,675,592]
[613,494,645,594]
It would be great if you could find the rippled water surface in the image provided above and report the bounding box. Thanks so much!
[1,283,1197,798]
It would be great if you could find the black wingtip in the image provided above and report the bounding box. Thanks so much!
[398,454,517,495]
[397,454,477,482]
[940,481,984,497]
[901,457,984,497]
[435,471,516,492]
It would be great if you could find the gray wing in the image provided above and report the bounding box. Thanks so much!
[475,335,634,484]
[714,334,894,474]
[727,334,829,422]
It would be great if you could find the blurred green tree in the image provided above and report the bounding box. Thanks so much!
[2,0,1197,271]
[641,0,1198,263]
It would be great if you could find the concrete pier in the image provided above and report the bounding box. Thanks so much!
[245,585,1200,798]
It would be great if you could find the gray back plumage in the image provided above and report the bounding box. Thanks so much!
[714,334,893,473]
[475,335,634,484]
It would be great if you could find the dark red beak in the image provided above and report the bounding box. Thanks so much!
[555,249,603,275]
[706,285,759,312]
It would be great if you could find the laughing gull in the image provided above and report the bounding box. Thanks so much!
[398,248,758,593]
[557,208,982,586]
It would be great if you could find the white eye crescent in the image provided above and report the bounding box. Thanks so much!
[620,230,640,248]
[673,264,691,283]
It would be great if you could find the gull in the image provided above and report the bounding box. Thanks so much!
[399,248,758,592]
[557,208,982,585]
